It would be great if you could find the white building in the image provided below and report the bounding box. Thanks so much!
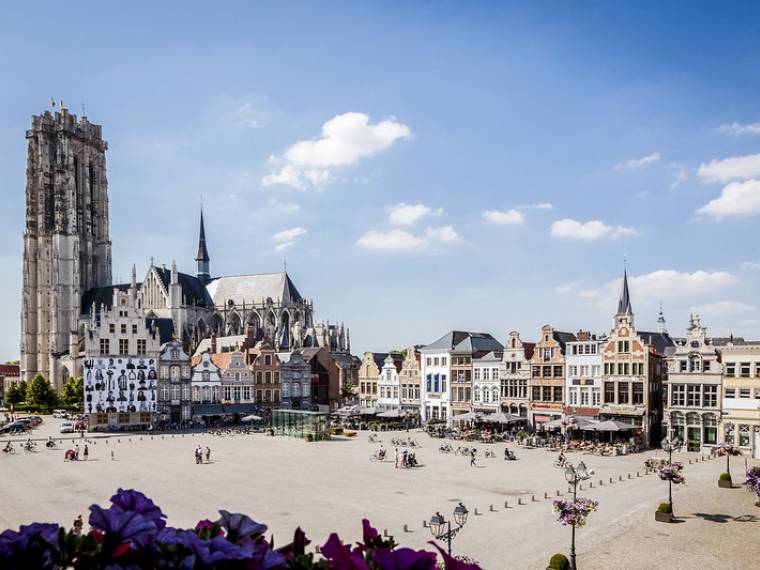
[420,331,503,426]
[378,354,403,410]
[719,339,760,458]
[473,352,502,413]
[565,333,604,421]
[190,352,222,405]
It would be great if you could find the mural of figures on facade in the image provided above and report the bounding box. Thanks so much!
[84,357,158,415]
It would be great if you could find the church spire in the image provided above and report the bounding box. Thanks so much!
[195,207,210,283]
[616,267,633,316]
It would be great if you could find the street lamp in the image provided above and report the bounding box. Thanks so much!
[559,461,593,570]
[661,436,681,511]
[428,502,469,556]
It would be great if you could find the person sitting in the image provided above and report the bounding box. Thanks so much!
[378,447,386,461]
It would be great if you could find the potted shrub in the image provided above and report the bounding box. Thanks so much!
[718,472,733,489]
[547,553,570,569]
[744,466,760,505]
[655,502,673,523]
[715,443,741,488]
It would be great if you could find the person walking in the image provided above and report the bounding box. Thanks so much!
[470,448,477,468]
[111,450,115,461]
[394,447,399,469]
[74,445,80,460]
[83,444,89,461]
[205,446,211,463]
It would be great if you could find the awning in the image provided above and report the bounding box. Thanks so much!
[480,412,523,424]
[453,412,482,422]
[192,404,225,416]
[223,403,260,414]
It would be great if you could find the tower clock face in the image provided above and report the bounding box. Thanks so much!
[690,340,700,349]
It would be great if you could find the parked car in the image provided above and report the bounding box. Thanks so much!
[52,409,69,419]
[27,415,44,425]
[59,422,74,434]
[0,421,28,434]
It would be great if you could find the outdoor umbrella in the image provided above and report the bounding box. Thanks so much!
[542,418,565,430]
[377,409,402,418]
[241,414,262,422]
[454,412,482,422]
[359,407,378,416]
[593,420,637,431]
[482,412,521,424]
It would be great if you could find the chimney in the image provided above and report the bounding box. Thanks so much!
[576,330,591,342]
[211,334,217,354]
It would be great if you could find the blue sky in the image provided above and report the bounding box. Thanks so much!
[2,1,760,360]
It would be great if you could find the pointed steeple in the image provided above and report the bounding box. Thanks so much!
[657,302,667,334]
[616,268,633,316]
[195,207,211,283]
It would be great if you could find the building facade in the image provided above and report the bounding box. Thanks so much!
[190,352,222,405]
[565,332,604,421]
[247,339,282,408]
[720,340,760,458]
[157,340,192,426]
[218,351,256,405]
[529,325,576,430]
[20,110,112,389]
[278,351,312,409]
[599,270,672,446]
[377,354,403,411]
[500,332,533,418]
[473,352,502,413]
[358,352,386,408]
[400,347,422,416]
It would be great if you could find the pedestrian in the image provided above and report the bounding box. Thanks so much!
[205,446,211,463]
[74,445,80,460]
[73,515,83,536]
[394,447,399,469]
[470,449,476,468]
[402,448,409,468]
[83,444,89,461]
[111,450,115,461]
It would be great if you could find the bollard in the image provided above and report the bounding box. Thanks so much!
[589,482,593,488]
[504,501,510,508]
[609,477,613,483]
[403,524,409,533]
[628,473,632,479]
[383,529,388,537]
[129,438,132,442]
[423,520,427,528]
[618,475,623,481]
[532,495,536,502]
[315,546,321,554]
[689,459,692,464]
[474,508,480,515]
[568,486,572,493]
[599,479,603,486]
[579,484,583,491]
[556,489,561,496]
[637,471,640,477]
[489,505,495,512]
[518,498,523,505]
[544,492,549,499]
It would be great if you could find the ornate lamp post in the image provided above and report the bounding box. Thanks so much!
[428,502,469,557]
[661,437,681,511]
[560,461,593,570]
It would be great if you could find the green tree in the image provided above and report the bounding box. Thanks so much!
[26,373,58,408]
[60,376,83,408]
[4,382,23,405]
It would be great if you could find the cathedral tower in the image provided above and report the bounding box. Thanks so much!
[20,108,112,388]
[195,208,210,283]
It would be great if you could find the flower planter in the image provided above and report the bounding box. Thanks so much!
[654,511,673,523]
[718,478,733,489]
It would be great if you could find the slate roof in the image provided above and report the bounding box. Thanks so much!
[195,210,210,263]
[153,267,213,307]
[552,331,578,350]
[424,331,504,354]
[81,284,131,312]
[638,331,676,355]
[617,269,633,315]
[146,317,174,344]
[522,342,536,360]
[205,272,303,307]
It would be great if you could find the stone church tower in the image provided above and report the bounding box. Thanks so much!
[20,109,112,389]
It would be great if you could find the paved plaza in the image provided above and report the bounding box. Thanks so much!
[2,420,759,569]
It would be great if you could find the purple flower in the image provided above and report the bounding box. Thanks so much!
[371,547,438,569]
[109,488,167,530]
[362,519,379,546]
[216,510,267,544]
[89,505,159,551]
[321,533,370,570]
[0,523,60,570]
[429,543,483,569]
[552,498,599,527]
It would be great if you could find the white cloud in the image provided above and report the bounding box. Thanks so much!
[578,269,738,310]
[741,261,760,270]
[424,225,459,242]
[613,153,661,171]
[356,225,459,251]
[233,102,265,128]
[356,229,426,251]
[719,121,760,136]
[386,203,442,226]
[482,209,524,225]
[689,300,758,318]
[531,202,554,210]
[696,179,760,218]
[271,227,307,251]
[262,112,411,189]
[698,153,760,183]
[272,227,307,242]
[670,163,687,188]
[550,219,636,240]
